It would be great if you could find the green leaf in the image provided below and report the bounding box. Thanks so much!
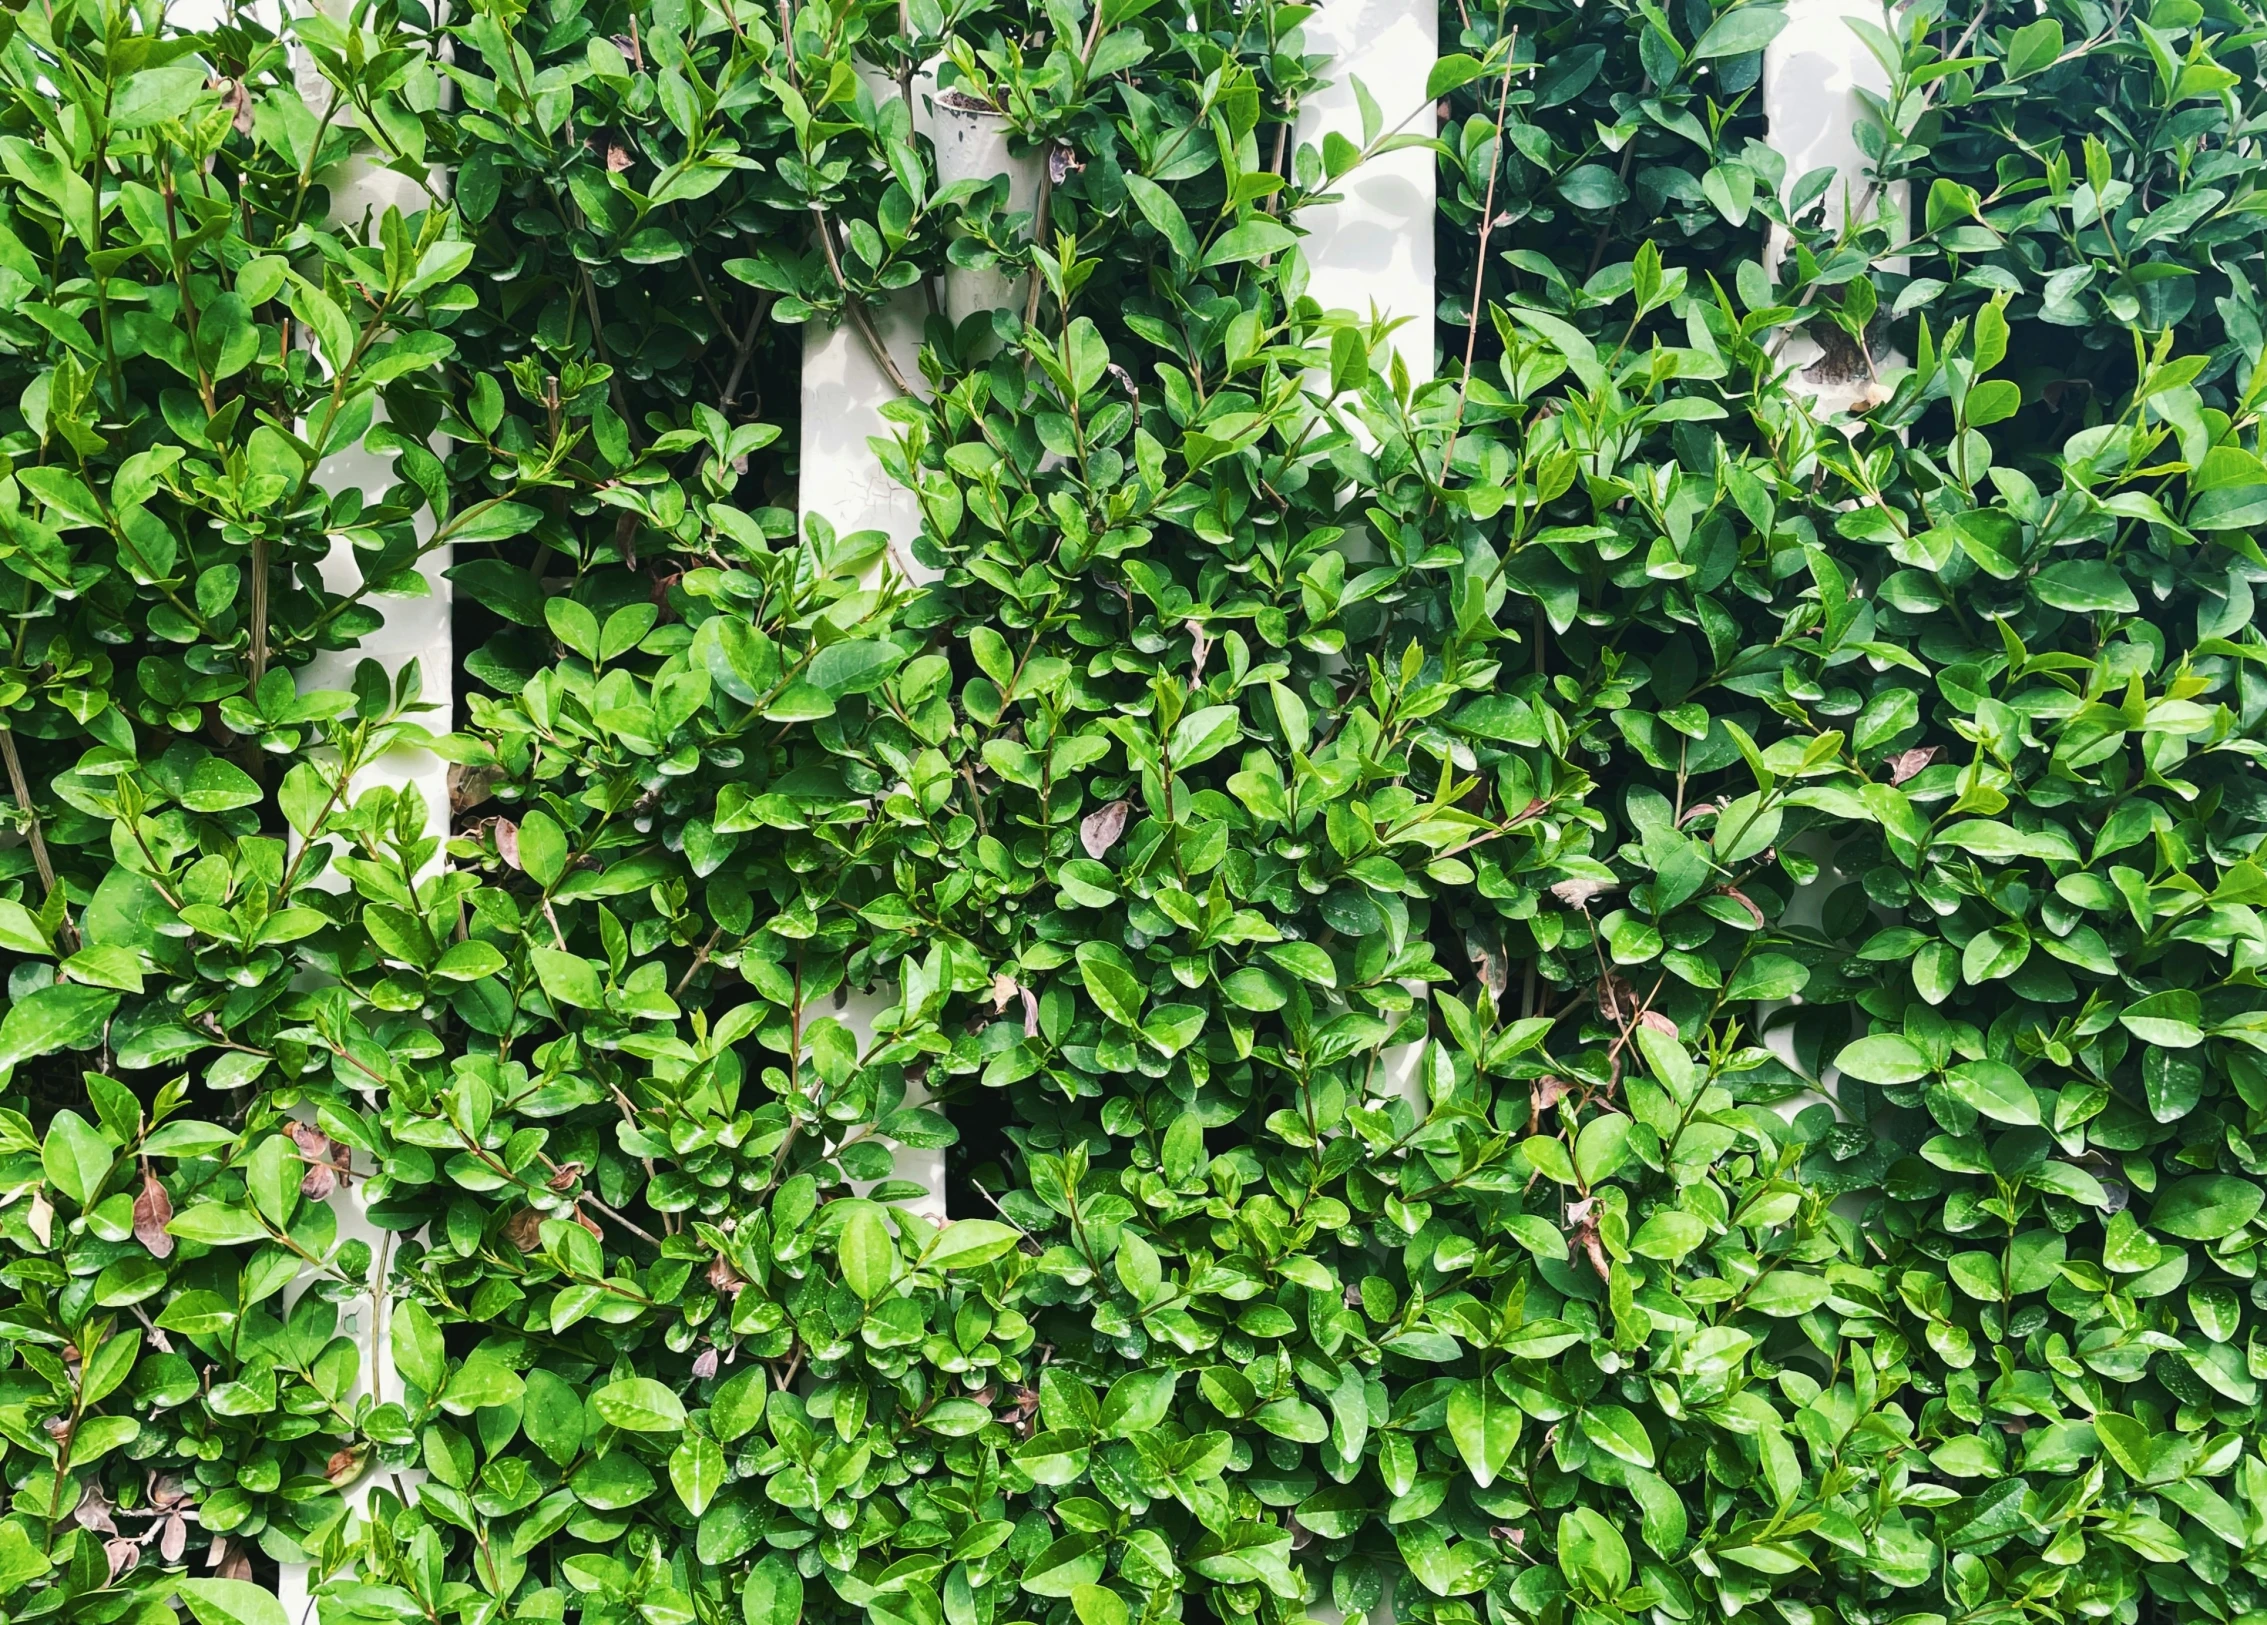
[925,1218,1021,1270]
[392,1299,449,1395]
[595,1376,688,1433]
[1834,1033,1932,1085]
[1745,1270,1830,1316]
[745,1555,805,1625]
[1446,1377,1521,1487]
[1202,218,1298,268]
[1579,1403,1654,1468]
[671,1434,724,1514]
[2121,989,2204,1047]
[2003,16,2064,76]
[178,1580,289,1625]
[0,984,119,1072]
[40,1108,116,1208]
[165,1202,270,1246]
[1077,941,1146,1027]
[710,1369,768,1443]
[809,639,905,696]
[839,1203,898,1300]
[1692,4,1786,57]
[1945,1059,2041,1125]
[1168,704,1242,768]
[2150,1176,2264,1240]
[2032,559,2138,613]
[532,947,606,1010]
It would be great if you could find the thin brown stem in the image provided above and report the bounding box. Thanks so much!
[0,728,74,952]
[814,206,918,396]
[1021,165,1056,328]
[248,535,271,689]
[1438,33,1520,485]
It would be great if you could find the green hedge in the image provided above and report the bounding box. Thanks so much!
[4,2,2267,1625]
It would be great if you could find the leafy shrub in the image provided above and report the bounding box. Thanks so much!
[7,8,2267,1625]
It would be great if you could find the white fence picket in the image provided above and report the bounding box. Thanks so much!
[1765,0,1908,413]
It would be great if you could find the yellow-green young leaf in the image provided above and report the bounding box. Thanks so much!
[594,1376,687,1433]
[178,1580,288,1625]
[1070,1585,1127,1625]
[839,1203,898,1299]
[927,1218,1020,1270]
[670,1434,724,1514]
[532,947,606,1009]
[1445,1377,1521,1487]
[1521,1135,1578,1185]
[744,1554,804,1625]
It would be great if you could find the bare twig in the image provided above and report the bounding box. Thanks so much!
[1439,33,1521,485]
[0,728,76,952]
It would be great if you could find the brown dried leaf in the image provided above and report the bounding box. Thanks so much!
[74,1486,117,1534]
[1550,878,1605,910]
[1718,887,1766,928]
[325,1446,365,1485]
[450,763,504,816]
[1080,799,1131,860]
[27,1189,52,1247]
[1565,1196,1611,1281]
[989,972,1020,1013]
[706,1254,745,1296]
[1467,936,1507,1004]
[493,818,522,870]
[1019,986,1040,1040]
[575,1206,604,1242]
[1185,620,1212,683]
[159,1512,186,1565]
[1887,746,1939,785]
[1637,1008,1678,1037]
[503,1209,545,1253]
[291,1121,342,1200]
[133,1167,173,1259]
[691,1346,720,1379]
[547,1160,585,1192]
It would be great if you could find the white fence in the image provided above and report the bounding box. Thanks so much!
[181,0,1892,1607]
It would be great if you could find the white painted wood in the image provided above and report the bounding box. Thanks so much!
[1294,1,1435,1105]
[793,67,1045,1227]
[833,985,948,1223]
[927,97,1044,330]
[275,4,448,1608]
[1295,0,1438,384]
[798,70,1043,580]
[296,426,453,863]
[801,297,931,580]
[1765,0,1908,415]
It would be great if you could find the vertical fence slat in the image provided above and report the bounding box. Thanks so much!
[1295,0,1439,386]
[274,9,450,1613]
[794,68,1049,1222]
[1765,0,1908,414]
[1296,0,1438,1115]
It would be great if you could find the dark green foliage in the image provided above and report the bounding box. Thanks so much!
[5,6,2267,1625]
